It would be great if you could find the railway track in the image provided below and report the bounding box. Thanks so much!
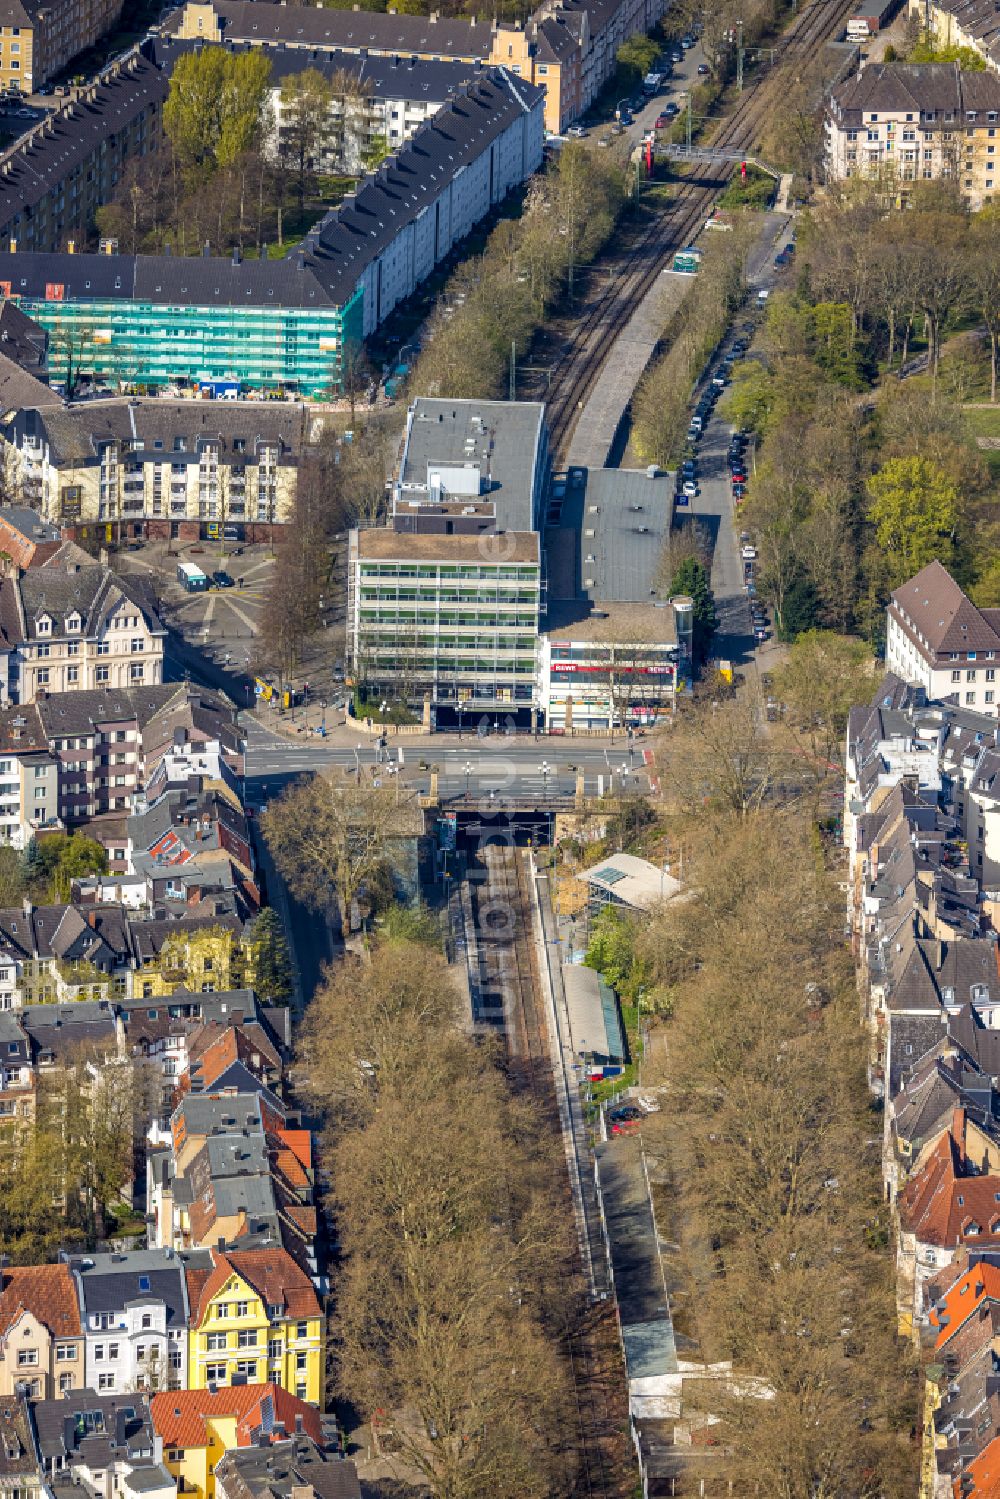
[471,846,619,1496]
[545,0,861,459]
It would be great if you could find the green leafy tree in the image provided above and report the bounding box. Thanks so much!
[723,361,775,435]
[360,133,390,173]
[164,48,271,173]
[670,555,717,664]
[866,454,960,587]
[810,301,866,387]
[248,907,293,1004]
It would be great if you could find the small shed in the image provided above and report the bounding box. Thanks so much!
[562,963,628,1076]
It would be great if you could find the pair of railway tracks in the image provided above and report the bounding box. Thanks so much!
[544,0,863,458]
[471,846,619,1496]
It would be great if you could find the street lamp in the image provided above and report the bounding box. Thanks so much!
[354,746,362,783]
[464,761,474,800]
[458,699,466,740]
[538,761,551,798]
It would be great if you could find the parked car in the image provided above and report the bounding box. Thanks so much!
[697,61,710,74]
[212,570,234,589]
[682,480,698,497]
[655,114,671,129]
[610,1105,644,1122]
[566,124,588,138]
[681,34,695,47]
[671,48,684,61]
[733,483,747,499]
[757,288,770,303]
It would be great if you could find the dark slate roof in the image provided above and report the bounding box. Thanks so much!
[0,299,48,374]
[19,1000,118,1059]
[303,70,543,304]
[6,563,164,645]
[31,399,308,467]
[127,910,243,962]
[69,1249,188,1329]
[0,68,541,315]
[34,683,179,739]
[153,34,478,101]
[215,1437,361,1499]
[177,0,496,58]
[0,58,168,236]
[0,351,58,412]
[32,1390,157,1467]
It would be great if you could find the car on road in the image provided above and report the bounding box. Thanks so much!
[610,1105,644,1122]
[687,423,702,441]
[711,372,726,389]
[566,124,588,138]
[682,462,696,478]
[757,288,770,303]
[697,61,710,74]
[655,114,671,128]
[689,414,703,431]
[774,251,789,268]
[212,570,234,589]
[754,625,768,642]
[681,34,695,47]
[682,480,698,497]
[742,544,757,560]
[618,111,633,126]
[733,483,747,499]
[671,48,683,61]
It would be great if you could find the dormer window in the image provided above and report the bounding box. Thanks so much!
[36,616,51,636]
[65,613,80,633]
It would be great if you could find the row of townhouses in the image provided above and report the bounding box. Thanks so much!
[846,561,1000,1498]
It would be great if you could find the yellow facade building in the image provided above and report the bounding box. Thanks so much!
[151,1383,325,1499]
[184,1248,323,1407]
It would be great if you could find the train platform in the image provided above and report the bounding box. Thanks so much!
[565,206,790,472]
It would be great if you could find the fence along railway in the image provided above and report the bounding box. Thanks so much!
[544,0,862,459]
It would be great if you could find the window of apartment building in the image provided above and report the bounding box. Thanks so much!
[96,668,109,683]
[967,691,977,704]
[130,638,144,653]
[17,1350,37,1367]
[234,1360,258,1379]
[295,1321,309,1340]
[129,665,144,682]
[67,667,78,683]
[968,668,977,681]
[135,1346,146,1362]
[56,1345,75,1361]
[67,642,79,655]
[36,643,49,658]
[108,1344,119,1359]
[295,1385,307,1400]
[988,691,996,705]
[237,1330,257,1348]
[295,1352,307,1372]
[170,1350,182,1371]
[58,1374,73,1394]
[267,1339,281,1360]
[36,669,48,686]
[96,641,109,656]
[35,617,50,635]
[205,1362,226,1382]
[141,1313,152,1330]
[98,1373,114,1390]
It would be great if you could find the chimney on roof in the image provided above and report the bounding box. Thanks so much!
[232,246,241,266]
[8,240,15,254]
[293,1416,304,1435]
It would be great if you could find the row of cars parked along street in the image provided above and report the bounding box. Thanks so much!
[677,319,772,646]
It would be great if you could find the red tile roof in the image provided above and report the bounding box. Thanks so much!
[186,1248,320,1328]
[150,1384,323,1452]
[898,1111,1000,1249]
[957,1433,1000,1498]
[930,1263,1000,1350]
[0,1264,81,1340]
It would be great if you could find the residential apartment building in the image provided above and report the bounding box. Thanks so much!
[0,51,165,252]
[32,1390,174,1499]
[69,1250,190,1396]
[0,507,62,572]
[154,40,479,178]
[906,0,1000,72]
[826,61,1000,206]
[885,559,1000,714]
[0,559,164,704]
[150,1385,322,1499]
[183,1247,322,1404]
[0,70,544,396]
[172,0,669,135]
[4,401,309,539]
[0,0,126,94]
[0,1264,83,1399]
